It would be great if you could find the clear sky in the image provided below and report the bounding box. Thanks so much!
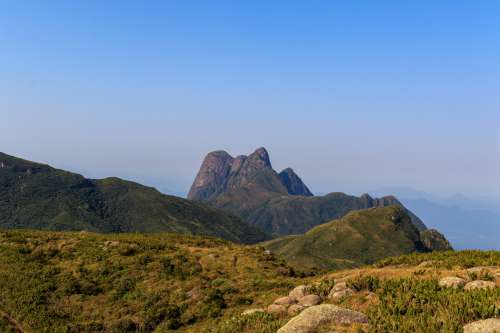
[1,1,499,198]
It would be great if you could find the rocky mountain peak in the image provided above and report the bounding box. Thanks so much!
[247,147,272,169]
[188,147,299,201]
[278,168,313,196]
[187,150,234,201]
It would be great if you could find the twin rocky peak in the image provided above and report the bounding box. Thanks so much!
[188,147,313,201]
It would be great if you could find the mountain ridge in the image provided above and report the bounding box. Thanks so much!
[0,152,269,244]
[188,147,429,236]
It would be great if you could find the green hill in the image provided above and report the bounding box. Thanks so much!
[0,152,269,244]
[262,206,452,272]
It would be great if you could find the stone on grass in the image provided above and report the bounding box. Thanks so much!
[298,294,322,307]
[267,304,287,315]
[287,304,306,316]
[438,276,466,289]
[466,267,490,274]
[464,280,496,291]
[331,282,348,292]
[463,318,500,333]
[277,304,368,333]
[274,296,296,307]
[289,285,310,300]
[328,288,355,301]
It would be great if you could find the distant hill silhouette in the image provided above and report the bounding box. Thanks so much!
[371,187,500,250]
[0,152,269,244]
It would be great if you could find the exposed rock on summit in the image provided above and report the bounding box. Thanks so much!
[188,147,436,238]
[279,168,313,196]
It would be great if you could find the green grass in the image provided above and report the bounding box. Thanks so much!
[0,229,299,332]
[0,229,497,333]
[367,277,499,333]
[375,250,500,269]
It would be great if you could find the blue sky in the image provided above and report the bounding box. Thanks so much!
[1,1,499,198]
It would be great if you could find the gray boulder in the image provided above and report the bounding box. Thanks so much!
[289,285,311,300]
[464,280,496,291]
[438,276,466,289]
[298,294,322,307]
[267,304,287,315]
[328,288,355,301]
[463,318,500,333]
[277,304,368,333]
[274,296,297,307]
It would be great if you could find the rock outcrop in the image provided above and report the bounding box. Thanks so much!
[278,168,313,196]
[188,147,289,202]
[187,151,234,201]
[421,229,453,251]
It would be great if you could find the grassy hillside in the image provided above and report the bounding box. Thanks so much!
[263,206,450,272]
[0,229,298,333]
[0,152,269,244]
[0,229,497,333]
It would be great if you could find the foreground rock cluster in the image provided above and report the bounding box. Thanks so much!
[439,266,499,291]
[277,304,368,333]
[243,281,368,332]
[243,265,500,333]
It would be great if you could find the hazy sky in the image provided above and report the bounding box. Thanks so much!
[1,1,499,198]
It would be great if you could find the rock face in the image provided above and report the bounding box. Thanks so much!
[278,168,313,196]
[188,148,433,237]
[463,318,500,333]
[438,277,466,289]
[421,229,453,251]
[187,151,234,201]
[277,304,368,333]
[188,147,288,202]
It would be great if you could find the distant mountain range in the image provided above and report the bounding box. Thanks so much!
[0,152,269,244]
[0,150,453,272]
[371,187,500,250]
[188,147,428,236]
